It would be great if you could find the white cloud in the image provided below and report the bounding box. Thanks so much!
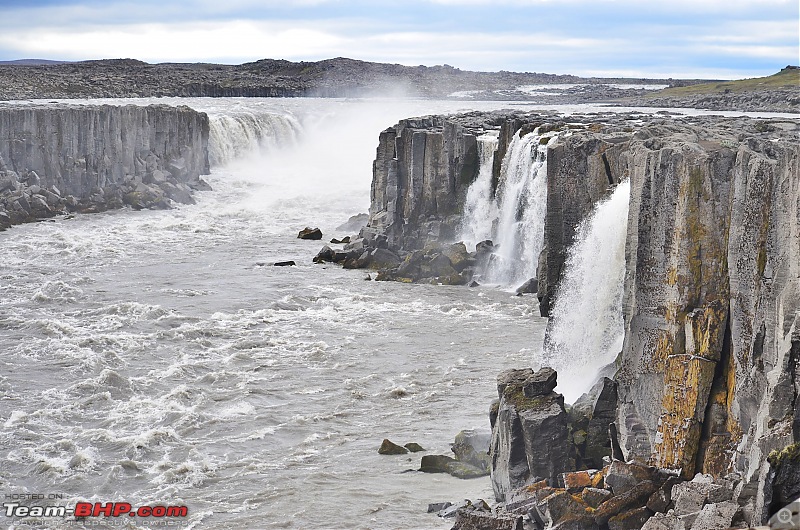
[0,21,346,62]
[0,1,795,77]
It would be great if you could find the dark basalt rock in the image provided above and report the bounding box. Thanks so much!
[522,367,557,397]
[273,261,296,267]
[452,430,491,473]
[297,227,323,240]
[404,442,425,453]
[420,454,487,479]
[515,278,538,295]
[378,439,408,455]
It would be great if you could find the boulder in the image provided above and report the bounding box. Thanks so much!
[582,487,613,508]
[273,261,296,267]
[515,278,538,295]
[378,439,408,455]
[298,227,323,240]
[560,470,595,491]
[427,502,452,513]
[523,367,557,397]
[490,368,571,501]
[671,479,725,515]
[452,430,491,472]
[608,507,654,530]
[442,242,471,272]
[535,490,590,528]
[313,245,335,263]
[641,512,686,530]
[420,454,488,479]
[689,501,737,530]
[438,500,472,518]
[647,476,682,513]
[475,239,494,255]
[593,480,657,526]
[496,368,534,397]
[452,509,523,530]
[367,248,402,270]
[404,442,425,453]
[605,460,658,496]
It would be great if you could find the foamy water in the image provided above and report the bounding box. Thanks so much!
[0,98,549,530]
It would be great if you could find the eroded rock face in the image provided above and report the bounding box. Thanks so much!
[490,367,572,501]
[609,119,800,525]
[0,103,210,228]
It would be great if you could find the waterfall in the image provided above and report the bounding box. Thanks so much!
[208,112,302,167]
[460,129,551,288]
[543,180,631,401]
[460,133,499,250]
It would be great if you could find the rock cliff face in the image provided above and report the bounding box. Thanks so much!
[0,103,210,229]
[610,119,800,524]
[367,113,485,249]
[363,110,799,525]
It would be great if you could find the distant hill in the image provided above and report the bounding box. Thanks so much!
[0,56,680,101]
[623,66,800,113]
[653,65,799,96]
[0,57,793,112]
[0,59,70,66]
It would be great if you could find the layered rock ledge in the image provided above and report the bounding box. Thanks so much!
[0,103,211,230]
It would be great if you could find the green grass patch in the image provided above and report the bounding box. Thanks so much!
[649,68,799,98]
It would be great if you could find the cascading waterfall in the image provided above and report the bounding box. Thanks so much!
[208,112,302,166]
[543,180,631,401]
[461,129,551,288]
[460,133,499,250]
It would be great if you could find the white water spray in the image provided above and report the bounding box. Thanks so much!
[543,180,631,401]
[460,133,499,249]
[208,112,302,166]
[463,130,551,287]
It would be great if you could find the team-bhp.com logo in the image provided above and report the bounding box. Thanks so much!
[5,503,188,518]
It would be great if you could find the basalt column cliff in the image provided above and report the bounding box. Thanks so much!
[357,111,799,527]
[0,103,210,229]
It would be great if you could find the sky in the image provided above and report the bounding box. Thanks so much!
[0,0,797,79]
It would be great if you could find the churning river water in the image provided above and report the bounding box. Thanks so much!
[1,98,791,530]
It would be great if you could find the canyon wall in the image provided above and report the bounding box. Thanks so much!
[611,119,800,523]
[0,103,210,228]
[364,110,799,524]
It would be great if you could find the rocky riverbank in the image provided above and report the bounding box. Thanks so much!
[329,109,799,528]
[0,103,211,230]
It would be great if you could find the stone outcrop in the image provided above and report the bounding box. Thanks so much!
[489,368,572,502]
[0,103,210,229]
[364,110,799,528]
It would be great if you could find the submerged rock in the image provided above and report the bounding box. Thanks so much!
[404,442,425,453]
[378,439,408,455]
[419,454,487,479]
[515,277,538,295]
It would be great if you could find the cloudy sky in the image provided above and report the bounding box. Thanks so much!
[0,0,797,79]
